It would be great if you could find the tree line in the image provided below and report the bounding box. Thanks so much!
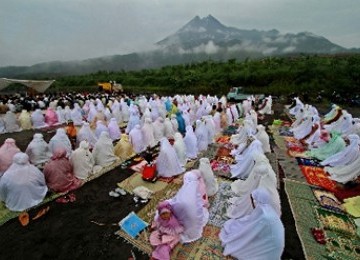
[49,54,360,100]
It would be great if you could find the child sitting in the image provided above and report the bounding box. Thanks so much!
[149,201,184,260]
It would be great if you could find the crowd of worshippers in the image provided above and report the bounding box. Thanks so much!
[288,98,360,184]
[0,92,284,259]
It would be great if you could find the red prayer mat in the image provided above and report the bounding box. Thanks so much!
[300,165,337,192]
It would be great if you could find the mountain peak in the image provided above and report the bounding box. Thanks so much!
[177,15,227,33]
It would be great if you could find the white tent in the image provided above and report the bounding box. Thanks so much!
[0,78,55,93]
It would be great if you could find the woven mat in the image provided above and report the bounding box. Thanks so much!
[117,173,170,195]
[116,179,235,259]
[284,179,327,260]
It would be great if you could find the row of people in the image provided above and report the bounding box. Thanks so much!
[289,98,360,184]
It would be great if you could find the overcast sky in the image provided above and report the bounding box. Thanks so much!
[1,0,359,67]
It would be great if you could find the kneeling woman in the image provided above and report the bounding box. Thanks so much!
[43,148,82,193]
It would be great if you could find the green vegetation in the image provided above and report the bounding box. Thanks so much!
[49,54,360,98]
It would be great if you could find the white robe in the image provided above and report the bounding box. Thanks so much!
[93,132,118,167]
[31,109,48,129]
[107,118,121,141]
[156,138,184,178]
[198,157,218,196]
[129,125,146,154]
[183,125,198,159]
[230,139,264,179]
[4,111,21,133]
[220,188,285,260]
[255,125,271,153]
[141,118,157,148]
[70,141,95,180]
[169,170,209,243]
[0,153,48,212]
[25,133,52,167]
[173,132,187,166]
[77,122,98,148]
[49,128,72,157]
[229,154,280,218]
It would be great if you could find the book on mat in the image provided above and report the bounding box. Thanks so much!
[119,211,148,238]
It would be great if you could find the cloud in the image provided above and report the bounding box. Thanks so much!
[0,0,359,66]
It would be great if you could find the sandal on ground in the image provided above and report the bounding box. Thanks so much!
[109,191,120,197]
[18,212,30,227]
[32,206,50,220]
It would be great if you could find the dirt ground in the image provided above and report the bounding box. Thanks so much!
[0,101,358,260]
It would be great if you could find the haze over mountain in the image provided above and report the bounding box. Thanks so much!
[0,15,357,78]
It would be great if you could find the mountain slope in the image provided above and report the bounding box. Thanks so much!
[0,15,355,78]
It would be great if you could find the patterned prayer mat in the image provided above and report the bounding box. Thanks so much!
[284,179,328,260]
[300,165,338,192]
[207,181,234,227]
[326,234,360,260]
[312,188,344,213]
[315,207,357,237]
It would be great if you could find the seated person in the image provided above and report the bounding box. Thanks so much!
[169,170,209,243]
[0,153,48,211]
[31,109,48,129]
[25,133,52,168]
[183,125,198,160]
[93,132,118,167]
[219,187,285,260]
[49,128,73,157]
[44,107,59,126]
[43,148,82,193]
[306,131,346,161]
[65,120,77,149]
[150,201,184,260]
[129,124,146,154]
[18,109,32,130]
[0,138,21,177]
[114,133,135,161]
[3,110,21,133]
[94,120,109,139]
[77,121,97,149]
[70,141,96,180]
[156,138,184,178]
[107,118,121,141]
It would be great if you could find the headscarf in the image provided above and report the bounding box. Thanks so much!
[49,128,72,157]
[0,153,48,211]
[156,138,184,178]
[25,133,51,166]
[70,141,95,180]
[0,138,21,176]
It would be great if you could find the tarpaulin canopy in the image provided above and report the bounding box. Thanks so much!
[0,78,55,93]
